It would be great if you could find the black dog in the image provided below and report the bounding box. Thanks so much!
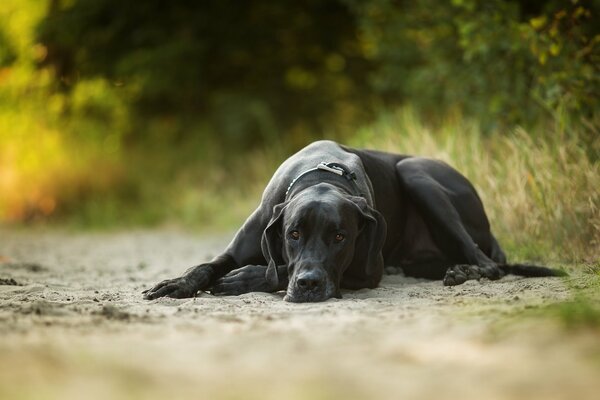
[144,140,563,302]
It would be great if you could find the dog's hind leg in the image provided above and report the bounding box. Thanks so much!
[395,158,503,285]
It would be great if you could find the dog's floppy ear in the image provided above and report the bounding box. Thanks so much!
[261,202,288,288]
[347,196,387,286]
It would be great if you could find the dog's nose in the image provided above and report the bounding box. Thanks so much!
[296,270,325,291]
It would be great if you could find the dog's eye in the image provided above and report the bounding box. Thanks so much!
[334,233,345,242]
[289,230,300,240]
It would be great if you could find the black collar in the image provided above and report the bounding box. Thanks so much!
[285,162,362,198]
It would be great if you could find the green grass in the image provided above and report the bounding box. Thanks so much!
[518,264,600,331]
[552,297,600,330]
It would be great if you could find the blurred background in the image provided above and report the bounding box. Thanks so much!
[0,0,598,261]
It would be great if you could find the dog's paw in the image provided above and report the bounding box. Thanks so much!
[443,264,482,286]
[143,276,198,299]
[211,265,273,296]
[143,265,213,300]
[479,263,503,280]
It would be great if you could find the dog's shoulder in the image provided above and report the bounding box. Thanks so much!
[339,144,412,178]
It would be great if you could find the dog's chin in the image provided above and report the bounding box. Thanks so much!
[283,287,341,303]
[284,293,324,303]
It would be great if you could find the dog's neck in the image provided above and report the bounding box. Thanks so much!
[285,162,363,200]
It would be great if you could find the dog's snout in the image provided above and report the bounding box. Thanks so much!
[285,266,333,302]
[296,269,325,291]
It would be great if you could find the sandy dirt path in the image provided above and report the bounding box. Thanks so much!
[0,229,598,400]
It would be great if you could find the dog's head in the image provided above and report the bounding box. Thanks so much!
[261,183,386,302]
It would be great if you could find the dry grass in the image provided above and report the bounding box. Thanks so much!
[347,109,600,262]
[1,102,598,262]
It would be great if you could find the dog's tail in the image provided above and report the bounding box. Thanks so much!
[499,263,567,277]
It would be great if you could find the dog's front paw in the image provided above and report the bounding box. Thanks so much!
[143,276,197,299]
[143,265,213,300]
[211,265,273,296]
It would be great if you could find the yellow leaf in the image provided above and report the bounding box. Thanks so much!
[530,16,547,30]
[550,43,561,56]
[574,6,586,18]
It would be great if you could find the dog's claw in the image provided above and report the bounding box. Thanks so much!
[443,264,482,286]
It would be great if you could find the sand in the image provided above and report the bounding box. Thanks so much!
[0,229,598,400]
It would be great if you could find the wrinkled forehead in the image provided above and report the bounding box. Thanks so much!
[284,185,350,226]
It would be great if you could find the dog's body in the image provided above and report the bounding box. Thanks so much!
[144,140,562,302]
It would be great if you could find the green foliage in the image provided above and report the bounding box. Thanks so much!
[0,27,17,67]
[348,0,600,129]
[35,0,600,135]
[0,0,127,223]
[0,0,598,263]
[37,0,374,143]
[524,2,600,121]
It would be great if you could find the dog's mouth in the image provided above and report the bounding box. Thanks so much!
[284,275,339,303]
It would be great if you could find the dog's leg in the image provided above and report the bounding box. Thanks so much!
[395,159,503,285]
[211,264,288,296]
[143,208,269,299]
